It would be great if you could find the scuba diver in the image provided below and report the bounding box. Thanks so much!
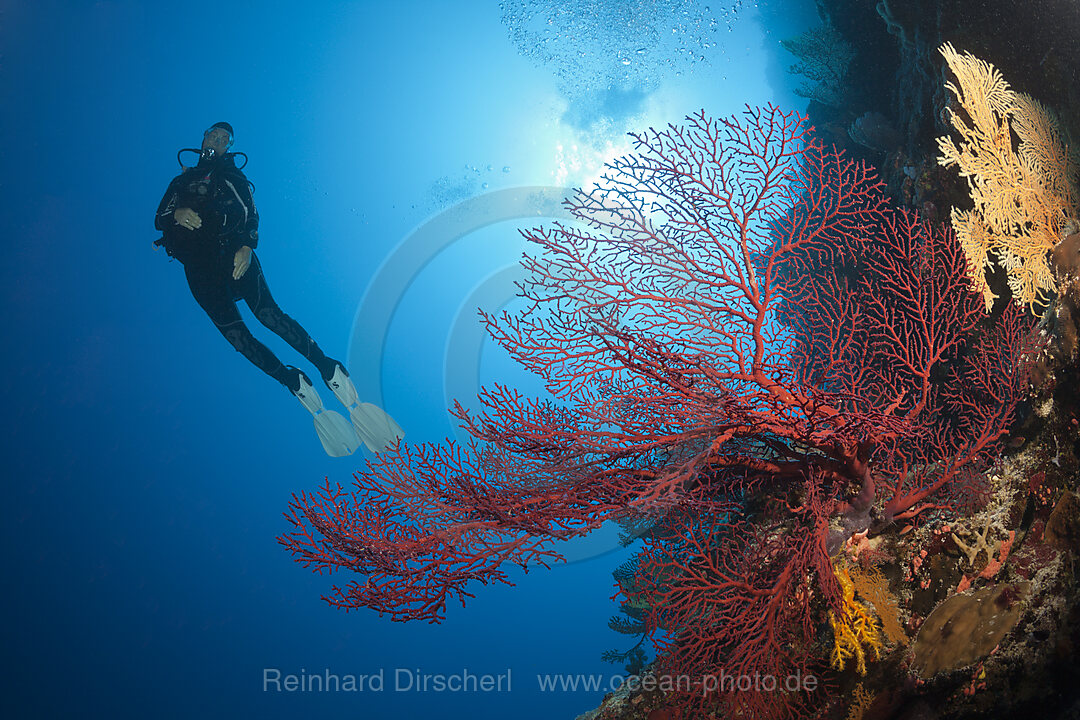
[154,122,403,457]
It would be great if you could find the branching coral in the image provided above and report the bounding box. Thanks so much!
[281,105,1036,718]
[937,42,1080,312]
[950,514,1007,566]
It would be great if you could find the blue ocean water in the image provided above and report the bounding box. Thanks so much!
[1,1,815,717]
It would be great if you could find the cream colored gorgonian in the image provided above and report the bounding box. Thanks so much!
[937,42,1078,312]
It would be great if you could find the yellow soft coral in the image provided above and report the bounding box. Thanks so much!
[937,42,1079,312]
[829,560,884,675]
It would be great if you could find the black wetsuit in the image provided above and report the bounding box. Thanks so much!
[155,153,334,392]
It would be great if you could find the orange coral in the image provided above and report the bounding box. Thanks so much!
[848,564,908,647]
[829,560,885,674]
[845,682,876,720]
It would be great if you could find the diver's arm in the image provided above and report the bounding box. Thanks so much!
[154,175,185,232]
[224,170,259,249]
[154,173,204,231]
[221,169,257,277]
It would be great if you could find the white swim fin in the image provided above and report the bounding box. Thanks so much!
[291,367,361,457]
[324,363,405,453]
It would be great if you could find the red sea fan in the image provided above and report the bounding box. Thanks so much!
[280,104,1035,718]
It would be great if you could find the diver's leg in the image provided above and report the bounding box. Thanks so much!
[184,263,298,391]
[233,256,402,452]
[237,253,339,381]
